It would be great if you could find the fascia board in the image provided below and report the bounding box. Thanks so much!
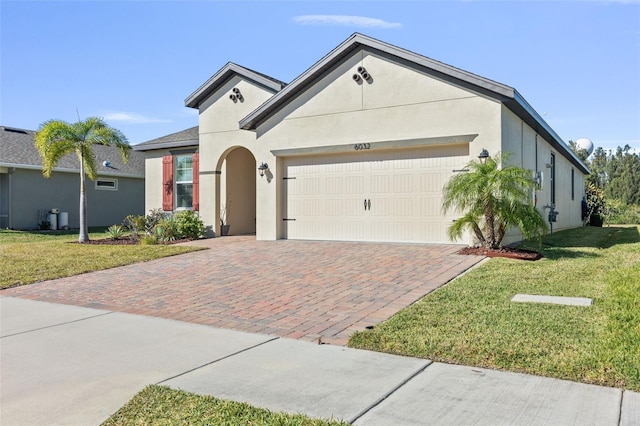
[511,90,590,174]
[133,140,199,152]
[0,162,143,178]
[240,33,516,130]
[185,63,283,109]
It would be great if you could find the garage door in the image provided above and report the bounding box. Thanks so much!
[283,144,469,243]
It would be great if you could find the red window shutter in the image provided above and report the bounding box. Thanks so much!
[192,153,199,211]
[162,155,173,211]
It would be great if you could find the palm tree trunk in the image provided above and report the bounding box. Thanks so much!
[78,147,89,243]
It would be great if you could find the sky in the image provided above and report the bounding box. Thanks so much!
[1,1,639,156]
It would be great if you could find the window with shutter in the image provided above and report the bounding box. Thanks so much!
[162,155,173,211]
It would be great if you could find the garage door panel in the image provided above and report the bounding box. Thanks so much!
[284,146,468,243]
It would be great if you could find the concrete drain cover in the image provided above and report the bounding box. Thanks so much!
[511,294,593,306]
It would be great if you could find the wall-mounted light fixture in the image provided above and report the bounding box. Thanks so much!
[478,148,490,164]
[258,162,269,177]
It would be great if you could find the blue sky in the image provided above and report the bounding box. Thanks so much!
[1,1,639,155]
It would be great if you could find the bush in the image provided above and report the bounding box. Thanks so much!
[585,182,608,225]
[139,234,157,245]
[106,225,127,240]
[154,216,180,242]
[124,214,146,240]
[607,199,640,224]
[174,210,206,239]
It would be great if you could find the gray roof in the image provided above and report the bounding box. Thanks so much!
[238,33,589,174]
[0,126,145,177]
[133,126,199,152]
[185,62,286,109]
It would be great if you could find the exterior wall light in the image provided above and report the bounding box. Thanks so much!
[478,149,490,164]
[258,162,269,177]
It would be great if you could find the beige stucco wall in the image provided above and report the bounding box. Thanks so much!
[169,45,586,245]
[197,75,276,236]
[143,151,166,214]
[253,49,503,241]
[501,106,585,244]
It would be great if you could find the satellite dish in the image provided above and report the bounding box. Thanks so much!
[575,138,594,156]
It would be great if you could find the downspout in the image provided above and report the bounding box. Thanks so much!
[8,168,13,229]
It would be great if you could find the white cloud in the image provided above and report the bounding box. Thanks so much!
[102,112,171,124]
[293,15,402,29]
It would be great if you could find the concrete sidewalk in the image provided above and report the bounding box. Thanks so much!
[1,297,638,425]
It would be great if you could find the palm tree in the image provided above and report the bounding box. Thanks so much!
[442,152,547,249]
[35,117,130,243]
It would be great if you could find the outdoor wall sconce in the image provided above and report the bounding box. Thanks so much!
[478,148,490,164]
[258,162,269,177]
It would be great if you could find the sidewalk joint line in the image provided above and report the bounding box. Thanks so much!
[348,360,433,424]
[156,336,280,385]
[617,390,625,426]
[0,311,114,338]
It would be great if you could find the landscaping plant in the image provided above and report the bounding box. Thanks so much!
[34,117,130,243]
[442,152,547,249]
[174,210,206,239]
[106,225,127,240]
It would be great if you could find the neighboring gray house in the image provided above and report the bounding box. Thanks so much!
[0,126,145,230]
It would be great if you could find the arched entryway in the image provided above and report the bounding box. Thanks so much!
[219,147,256,236]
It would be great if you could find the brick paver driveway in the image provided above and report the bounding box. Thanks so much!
[4,237,484,345]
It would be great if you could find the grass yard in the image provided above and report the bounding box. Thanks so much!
[349,225,640,391]
[102,385,348,426]
[0,229,203,289]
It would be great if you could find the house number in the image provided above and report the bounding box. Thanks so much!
[354,143,371,151]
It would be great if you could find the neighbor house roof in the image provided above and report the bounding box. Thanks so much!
[238,33,589,174]
[0,126,145,177]
[184,62,286,109]
[133,126,199,152]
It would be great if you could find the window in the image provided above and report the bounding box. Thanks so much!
[571,168,575,201]
[550,153,556,205]
[162,153,199,211]
[175,155,193,209]
[96,178,117,191]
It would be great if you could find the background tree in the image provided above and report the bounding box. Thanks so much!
[442,152,547,249]
[35,117,130,242]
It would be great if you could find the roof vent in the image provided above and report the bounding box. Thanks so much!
[3,127,29,134]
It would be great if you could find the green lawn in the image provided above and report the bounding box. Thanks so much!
[349,226,640,391]
[0,229,203,289]
[102,385,348,426]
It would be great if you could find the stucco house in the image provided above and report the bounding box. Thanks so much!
[135,33,589,245]
[0,125,145,230]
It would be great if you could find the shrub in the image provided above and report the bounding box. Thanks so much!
[585,182,608,225]
[174,210,206,239]
[154,216,180,242]
[607,199,640,225]
[106,225,127,240]
[139,234,157,245]
[124,214,146,240]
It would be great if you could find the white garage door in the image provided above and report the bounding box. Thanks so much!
[283,144,469,243]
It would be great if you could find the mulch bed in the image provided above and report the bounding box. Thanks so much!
[457,246,542,261]
[70,236,194,245]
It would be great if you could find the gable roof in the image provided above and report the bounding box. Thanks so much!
[184,62,286,109]
[0,126,145,177]
[238,33,589,174]
[133,126,199,152]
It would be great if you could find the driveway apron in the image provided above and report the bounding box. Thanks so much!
[3,237,483,345]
